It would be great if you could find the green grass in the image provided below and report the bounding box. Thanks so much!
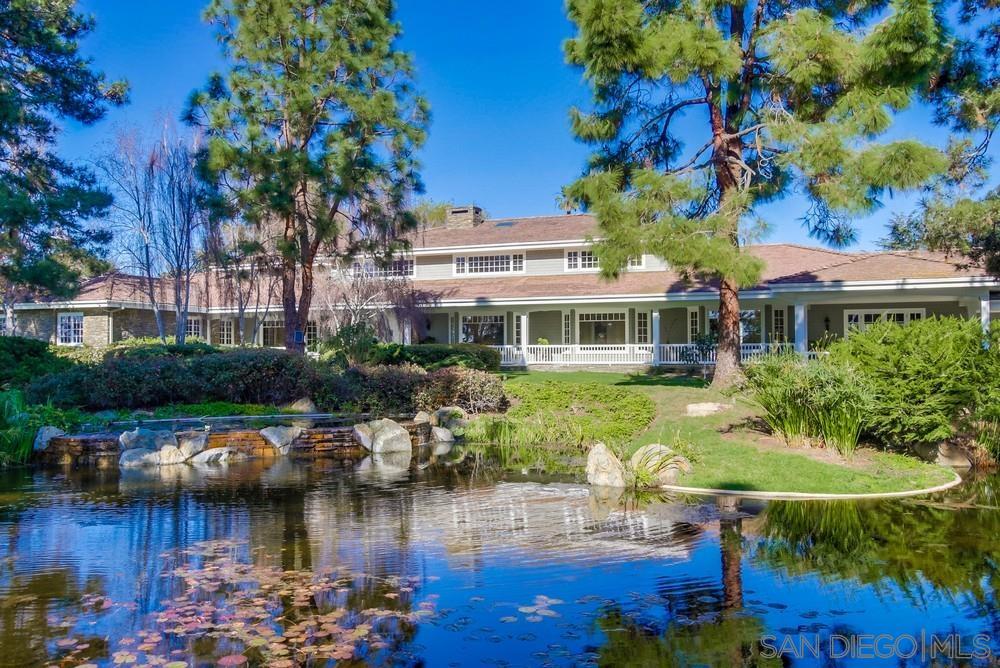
[493,370,956,495]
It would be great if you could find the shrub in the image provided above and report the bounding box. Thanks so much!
[0,390,85,466]
[827,316,982,446]
[317,323,378,367]
[346,363,427,414]
[415,367,509,414]
[0,336,75,389]
[194,349,319,405]
[369,343,501,372]
[103,337,221,359]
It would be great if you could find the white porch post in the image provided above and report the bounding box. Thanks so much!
[402,316,412,345]
[519,313,529,365]
[980,292,991,335]
[651,309,661,365]
[794,303,808,354]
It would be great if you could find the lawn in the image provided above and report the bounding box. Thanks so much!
[499,370,957,495]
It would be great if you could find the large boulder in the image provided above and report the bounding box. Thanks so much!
[260,426,303,456]
[284,398,318,414]
[586,443,626,488]
[119,448,160,469]
[158,445,187,466]
[935,442,974,469]
[370,418,413,454]
[178,432,209,460]
[629,443,693,486]
[33,426,65,452]
[413,411,432,424]
[120,428,177,452]
[431,426,455,443]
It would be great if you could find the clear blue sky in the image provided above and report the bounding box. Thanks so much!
[65,0,996,250]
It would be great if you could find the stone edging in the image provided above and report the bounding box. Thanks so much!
[659,471,964,501]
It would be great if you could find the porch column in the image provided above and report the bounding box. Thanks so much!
[519,313,529,364]
[402,316,412,345]
[794,303,808,354]
[651,310,661,364]
[980,292,991,335]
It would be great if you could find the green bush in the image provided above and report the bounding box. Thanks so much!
[0,336,76,389]
[369,343,501,372]
[345,363,427,414]
[316,323,378,367]
[744,353,872,456]
[827,316,982,446]
[415,367,509,414]
[0,390,85,466]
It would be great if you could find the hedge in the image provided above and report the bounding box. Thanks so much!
[0,336,75,389]
[368,343,501,372]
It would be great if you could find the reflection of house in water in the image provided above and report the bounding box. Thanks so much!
[304,481,707,571]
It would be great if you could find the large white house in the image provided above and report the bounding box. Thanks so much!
[10,206,999,367]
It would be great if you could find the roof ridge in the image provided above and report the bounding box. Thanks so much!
[749,242,857,256]
[764,252,870,283]
[483,212,592,223]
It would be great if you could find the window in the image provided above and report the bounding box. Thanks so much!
[636,311,649,344]
[563,313,572,344]
[57,313,84,346]
[578,312,626,345]
[628,256,645,269]
[305,320,319,346]
[218,320,234,346]
[262,319,285,347]
[773,308,786,341]
[740,310,762,344]
[185,318,202,340]
[688,309,700,343]
[454,254,524,275]
[845,308,925,335]
[514,315,522,346]
[461,314,505,345]
[0,313,10,335]
[351,257,415,278]
[566,249,600,271]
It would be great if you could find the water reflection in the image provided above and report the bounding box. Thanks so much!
[0,456,997,666]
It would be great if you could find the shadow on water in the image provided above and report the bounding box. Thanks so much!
[0,451,998,666]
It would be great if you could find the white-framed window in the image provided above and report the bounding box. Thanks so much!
[845,308,925,335]
[218,320,234,346]
[514,315,522,346]
[563,312,572,344]
[453,254,525,276]
[688,309,700,343]
[0,313,10,335]
[57,312,84,346]
[636,311,649,344]
[565,249,600,271]
[628,255,645,269]
[773,308,786,341]
[578,311,627,345]
[185,318,202,339]
[460,314,505,345]
[305,320,319,346]
[351,257,415,278]
[262,319,284,347]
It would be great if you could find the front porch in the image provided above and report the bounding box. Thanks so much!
[492,343,804,367]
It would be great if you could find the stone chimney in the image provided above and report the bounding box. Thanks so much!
[445,205,485,229]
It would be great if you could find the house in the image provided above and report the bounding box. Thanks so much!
[9,206,999,367]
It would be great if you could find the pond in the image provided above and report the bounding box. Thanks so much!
[0,451,997,667]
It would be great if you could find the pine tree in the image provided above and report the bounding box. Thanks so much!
[187,0,428,353]
[563,0,951,387]
[0,0,127,323]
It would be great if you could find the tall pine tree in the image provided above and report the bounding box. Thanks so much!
[563,0,950,386]
[0,0,126,326]
[187,0,428,353]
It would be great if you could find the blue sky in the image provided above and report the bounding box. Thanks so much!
[65,0,995,250]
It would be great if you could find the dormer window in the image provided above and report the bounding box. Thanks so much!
[566,250,643,271]
[453,253,525,276]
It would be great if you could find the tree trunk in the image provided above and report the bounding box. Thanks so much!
[3,301,15,336]
[712,276,743,389]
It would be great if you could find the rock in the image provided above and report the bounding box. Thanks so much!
[431,426,455,443]
[190,447,240,466]
[91,410,119,423]
[431,441,453,457]
[158,444,187,466]
[353,423,374,449]
[370,418,413,454]
[260,426,303,456]
[178,432,209,460]
[432,406,467,430]
[119,448,160,468]
[586,443,626,488]
[284,398,318,414]
[936,442,973,469]
[33,426,65,452]
[685,402,728,417]
[119,428,177,451]
[413,411,432,424]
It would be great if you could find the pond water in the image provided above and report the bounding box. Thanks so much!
[0,451,997,667]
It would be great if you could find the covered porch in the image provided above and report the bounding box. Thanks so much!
[418,289,992,367]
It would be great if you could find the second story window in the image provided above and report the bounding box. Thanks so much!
[453,253,525,275]
[351,258,415,278]
[566,250,599,271]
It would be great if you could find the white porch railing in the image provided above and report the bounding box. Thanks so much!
[494,343,813,366]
